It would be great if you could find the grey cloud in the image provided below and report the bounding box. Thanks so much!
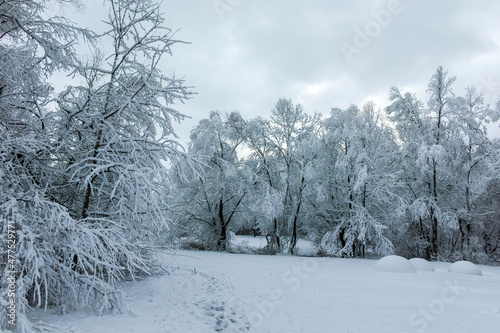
[74,0,500,143]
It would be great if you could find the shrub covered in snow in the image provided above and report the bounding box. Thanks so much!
[374,255,417,273]
[409,258,435,272]
[448,261,482,276]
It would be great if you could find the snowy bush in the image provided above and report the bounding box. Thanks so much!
[374,255,417,273]
[448,261,482,276]
[320,207,394,258]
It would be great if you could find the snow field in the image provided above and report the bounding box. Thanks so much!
[162,250,500,333]
[29,245,500,333]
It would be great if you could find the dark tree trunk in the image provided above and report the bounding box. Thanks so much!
[217,223,227,251]
[430,163,439,258]
[217,197,226,251]
[267,218,280,253]
[81,129,103,220]
[289,215,298,255]
[339,227,346,251]
[289,175,305,255]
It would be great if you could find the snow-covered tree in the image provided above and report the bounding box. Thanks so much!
[444,87,500,261]
[386,67,500,261]
[1,1,191,331]
[246,98,321,255]
[386,67,455,258]
[424,66,456,256]
[172,111,251,251]
[474,173,500,262]
[385,86,433,258]
[318,102,396,258]
[0,1,94,331]
[54,0,191,239]
[243,117,284,252]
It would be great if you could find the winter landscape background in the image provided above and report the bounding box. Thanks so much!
[1,1,499,332]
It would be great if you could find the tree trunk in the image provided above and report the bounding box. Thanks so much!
[268,218,280,253]
[217,223,227,251]
[430,162,439,258]
[461,166,473,252]
[418,217,431,260]
[289,214,298,255]
[288,175,305,255]
[339,227,347,252]
[429,205,439,258]
[217,197,226,251]
[81,128,103,219]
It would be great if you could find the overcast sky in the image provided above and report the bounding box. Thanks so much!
[64,0,500,146]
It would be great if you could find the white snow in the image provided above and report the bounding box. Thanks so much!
[229,235,318,256]
[374,255,417,273]
[410,258,435,272]
[448,260,483,276]
[31,266,251,333]
[28,239,500,333]
[229,235,268,251]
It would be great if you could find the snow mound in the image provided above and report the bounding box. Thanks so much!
[448,260,482,276]
[374,255,417,273]
[409,258,435,272]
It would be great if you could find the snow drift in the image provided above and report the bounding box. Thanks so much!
[448,260,482,276]
[373,255,417,273]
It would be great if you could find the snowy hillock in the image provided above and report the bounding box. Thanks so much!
[409,258,435,272]
[374,255,417,273]
[448,260,482,276]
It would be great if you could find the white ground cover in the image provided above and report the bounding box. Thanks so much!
[29,237,500,333]
[229,235,318,256]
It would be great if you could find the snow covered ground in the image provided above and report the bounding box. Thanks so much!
[229,235,318,256]
[29,237,500,333]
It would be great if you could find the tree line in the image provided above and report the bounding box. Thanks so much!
[171,68,500,263]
